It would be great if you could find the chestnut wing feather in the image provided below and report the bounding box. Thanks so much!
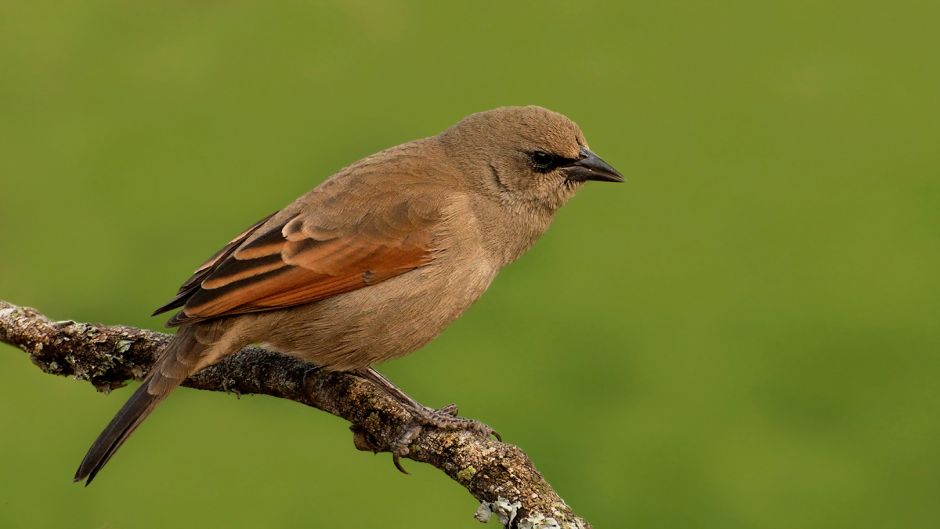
[156,204,436,327]
[152,212,276,317]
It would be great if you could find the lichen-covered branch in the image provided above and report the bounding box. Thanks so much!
[0,300,589,529]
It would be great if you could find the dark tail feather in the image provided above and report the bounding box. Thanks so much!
[73,380,166,485]
[74,329,199,485]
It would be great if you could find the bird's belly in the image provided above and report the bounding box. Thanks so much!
[255,258,497,371]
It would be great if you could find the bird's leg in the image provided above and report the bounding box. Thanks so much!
[358,367,499,436]
[355,367,500,472]
[355,367,440,414]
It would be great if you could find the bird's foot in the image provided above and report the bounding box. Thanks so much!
[389,424,422,474]
[351,368,500,472]
[414,403,501,441]
[389,403,500,474]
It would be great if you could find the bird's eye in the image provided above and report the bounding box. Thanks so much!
[529,151,559,172]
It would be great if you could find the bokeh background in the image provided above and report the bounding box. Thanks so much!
[1,1,938,528]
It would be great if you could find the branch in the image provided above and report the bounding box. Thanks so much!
[0,300,589,529]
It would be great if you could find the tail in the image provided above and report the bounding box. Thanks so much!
[74,327,203,485]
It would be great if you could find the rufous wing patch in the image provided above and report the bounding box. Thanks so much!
[161,204,436,326]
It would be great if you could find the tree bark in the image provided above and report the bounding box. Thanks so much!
[0,300,589,529]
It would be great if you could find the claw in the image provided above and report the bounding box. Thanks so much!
[392,452,409,474]
[355,368,501,444]
[388,424,421,475]
[350,367,504,473]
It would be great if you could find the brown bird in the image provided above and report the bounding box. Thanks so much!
[74,105,622,484]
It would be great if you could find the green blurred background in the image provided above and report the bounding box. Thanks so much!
[1,1,938,527]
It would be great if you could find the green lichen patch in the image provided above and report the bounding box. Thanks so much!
[456,465,477,483]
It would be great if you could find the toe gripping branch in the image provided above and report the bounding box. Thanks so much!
[350,401,500,474]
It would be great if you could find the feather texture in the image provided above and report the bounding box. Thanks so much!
[156,190,439,326]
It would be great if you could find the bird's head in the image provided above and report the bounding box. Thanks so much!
[438,106,622,211]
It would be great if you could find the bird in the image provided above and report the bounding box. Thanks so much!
[74,105,622,485]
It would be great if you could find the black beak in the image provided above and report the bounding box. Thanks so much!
[564,146,624,183]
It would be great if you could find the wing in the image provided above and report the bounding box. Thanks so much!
[152,212,277,317]
[153,196,439,327]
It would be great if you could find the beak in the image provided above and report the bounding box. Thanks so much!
[564,146,624,183]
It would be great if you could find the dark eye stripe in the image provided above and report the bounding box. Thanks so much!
[530,151,559,172]
[529,151,575,173]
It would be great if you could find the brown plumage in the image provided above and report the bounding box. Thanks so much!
[74,106,622,485]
